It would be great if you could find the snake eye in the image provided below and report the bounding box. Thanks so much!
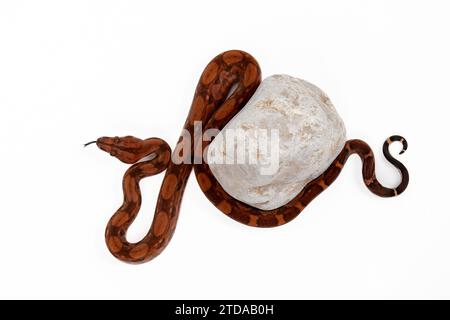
[110,149,117,157]
[114,136,120,144]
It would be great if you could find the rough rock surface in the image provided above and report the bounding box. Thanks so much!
[207,74,346,210]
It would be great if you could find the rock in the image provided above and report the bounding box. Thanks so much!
[206,74,347,211]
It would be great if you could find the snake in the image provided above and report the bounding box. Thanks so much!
[86,50,409,263]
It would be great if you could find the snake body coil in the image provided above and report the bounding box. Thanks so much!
[92,50,409,263]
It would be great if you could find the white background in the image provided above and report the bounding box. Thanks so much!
[0,0,449,299]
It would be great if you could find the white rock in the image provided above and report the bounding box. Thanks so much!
[207,74,346,210]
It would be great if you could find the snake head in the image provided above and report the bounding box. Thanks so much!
[94,136,148,164]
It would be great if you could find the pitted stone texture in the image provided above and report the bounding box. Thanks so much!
[207,74,346,210]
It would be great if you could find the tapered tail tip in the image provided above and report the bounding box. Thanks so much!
[385,135,408,155]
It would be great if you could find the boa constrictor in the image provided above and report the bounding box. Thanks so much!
[87,50,409,263]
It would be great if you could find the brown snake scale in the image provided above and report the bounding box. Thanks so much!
[89,50,409,263]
